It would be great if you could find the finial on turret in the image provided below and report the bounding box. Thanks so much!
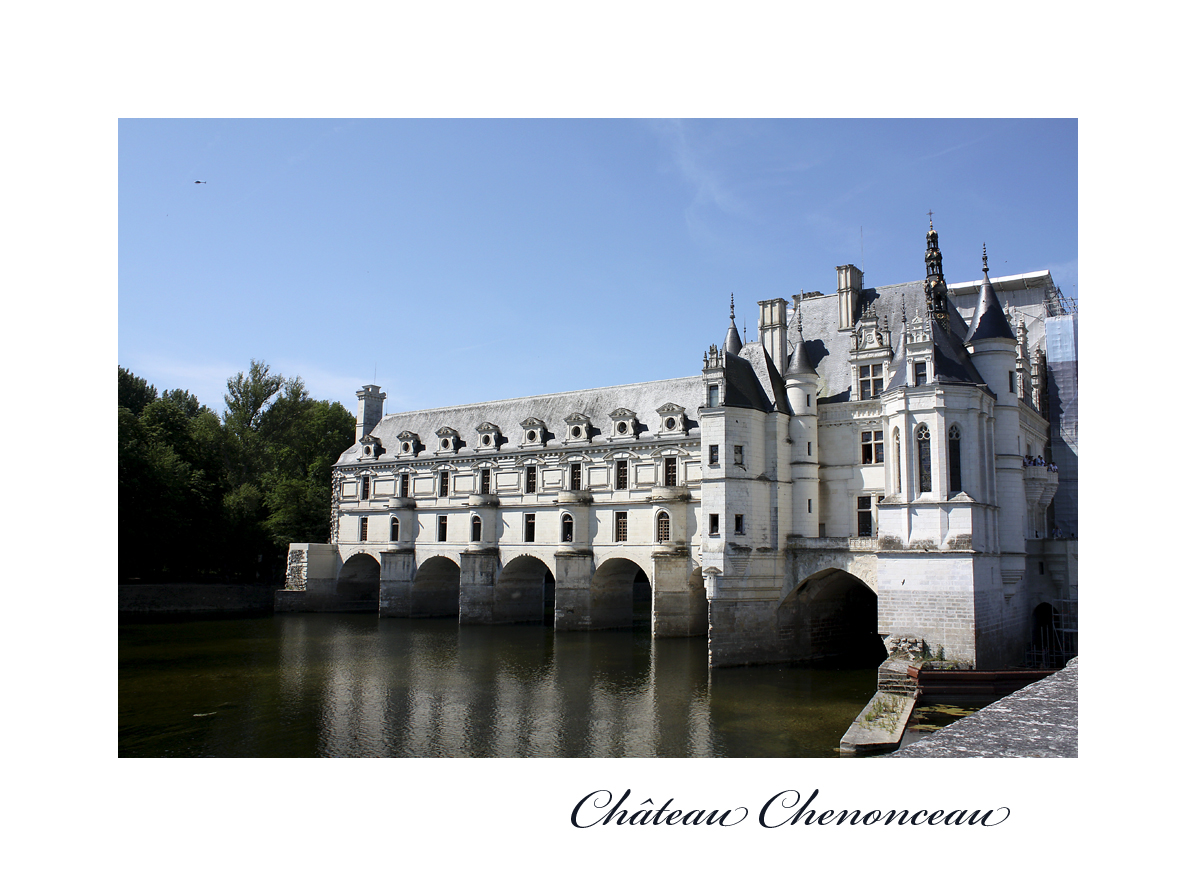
[901,292,907,324]
[796,295,803,334]
[982,243,989,276]
[730,293,736,321]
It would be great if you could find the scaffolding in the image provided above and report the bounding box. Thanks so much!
[1024,598,1077,669]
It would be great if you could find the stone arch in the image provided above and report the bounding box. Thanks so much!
[777,567,884,667]
[591,557,651,630]
[337,552,381,606]
[412,555,461,618]
[495,554,555,624]
[1029,601,1066,667]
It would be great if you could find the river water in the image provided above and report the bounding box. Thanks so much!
[118,614,879,757]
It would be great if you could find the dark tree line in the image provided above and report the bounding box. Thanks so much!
[118,362,355,584]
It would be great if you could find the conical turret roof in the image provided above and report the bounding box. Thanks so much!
[964,245,1016,343]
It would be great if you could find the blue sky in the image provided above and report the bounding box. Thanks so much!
[119,119,1077,417]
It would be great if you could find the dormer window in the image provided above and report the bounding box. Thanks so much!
[656,403,687,436]
[359,435,384,459]
[563,412,592,445]
[609,408,639,441]
[914,362,928,386]
[475,422,501,452]
[521,417,547,447]
[397,431,420,458]
[435,426,461,455]
[858,364,885,400]
[706,383,721,408]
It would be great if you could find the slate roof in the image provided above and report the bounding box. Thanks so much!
[338,375,705,465]
[781,279,991,404]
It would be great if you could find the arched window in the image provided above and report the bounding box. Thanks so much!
[471,515,482,542]
[561,513,574,543]
[948,424,962,493]
[893,428,901,492]
[390,516,399,541]
[917,424,932,494]
[656,511,671,543]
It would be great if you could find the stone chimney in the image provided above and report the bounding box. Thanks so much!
[757,298,789,369]
[837,264,863,330]
[356,384,386,442]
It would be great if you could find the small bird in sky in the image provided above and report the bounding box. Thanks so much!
[194,180,207,184]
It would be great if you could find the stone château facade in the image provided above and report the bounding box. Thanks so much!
[280,222,1078,670]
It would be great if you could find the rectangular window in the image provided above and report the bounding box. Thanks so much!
[359,517,368,541]
[857,496,873,537]
[807,498,812,513]
[1009,371,1016,393]
[807,441,812,457]
[615,460,628,490]
[614,511,628,542]
[439,471,449,497]
[480,469,490,495]
[361,476,370,500]
[861,430,884,464]
[709,444,719,465]
[524,513,535,542]
[859,363,884,399]
[663,458,677,486]
[437,515,448,542]
[733,445,743,466]
[525,466,537,494]
[709,513,720,536]
[914,362,927,386]
[400,474,409,498]
[734,514,744,535]
[570,463,582,491]
[708,384,719,407]
[806,393,811,407]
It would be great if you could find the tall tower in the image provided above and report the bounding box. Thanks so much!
[784,297,820,537]
[963,246,1023,590]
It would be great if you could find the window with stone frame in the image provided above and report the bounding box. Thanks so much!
[709,444,719,465]
[400,473,410,498]
[439,471,449,497]
[948,424,962,493]
[914,362,928,386]
[479,469,491,495]
[471,515,482,542]
[359,517,368,541]
[525,466,537,494]
[390,517,399,541]
[614,511,628,542]
[917,424,932,493]
[656,511,670,543]
[663,457,677,487]
[861,429,884,464]
[857,496,873,537]
[561,513,573,543]
[570,463,582,491]
[615,460,628,490]
[361,475,370,500]
[734,514,745,535]
[733,445,743,466]
[524,513,535,542]
[858,363,885,399]
[437,515,448,542]
[709,513,720,536]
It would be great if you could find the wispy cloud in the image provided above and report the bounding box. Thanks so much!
[919,133,992,163]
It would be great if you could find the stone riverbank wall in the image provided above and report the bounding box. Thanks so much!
[119,584,277,614]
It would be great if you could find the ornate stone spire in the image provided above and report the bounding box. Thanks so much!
[785,293,817,378]
[924,215,949,319]
[724,293,743,355]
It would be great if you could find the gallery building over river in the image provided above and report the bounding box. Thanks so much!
[280,222,1078,669]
